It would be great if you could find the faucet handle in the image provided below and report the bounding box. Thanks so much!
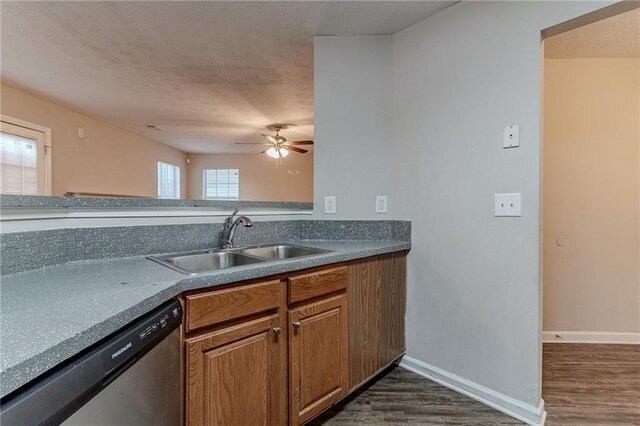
[225,208,239,224]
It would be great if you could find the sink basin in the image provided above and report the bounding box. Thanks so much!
[238,244,330,260]
[149,244,332,275]
[148,250,265,275]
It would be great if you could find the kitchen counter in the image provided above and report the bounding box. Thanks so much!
[0,194,313,210]
[0,239,410,399]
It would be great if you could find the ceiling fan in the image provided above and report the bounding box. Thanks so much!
[235,125,313,159]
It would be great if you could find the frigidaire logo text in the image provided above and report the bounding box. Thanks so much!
[112,342,132,359]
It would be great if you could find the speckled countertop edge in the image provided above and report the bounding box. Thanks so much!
[0,239,410,399]
[0,194,313,210]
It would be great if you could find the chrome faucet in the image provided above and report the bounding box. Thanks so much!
[222,208,253,249]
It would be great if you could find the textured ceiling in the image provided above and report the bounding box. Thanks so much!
[545,8,639,58]
[0,1,454,154]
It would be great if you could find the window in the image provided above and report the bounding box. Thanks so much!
[203,169,239,200]
[0,118,51,196]
[157,161,180,199]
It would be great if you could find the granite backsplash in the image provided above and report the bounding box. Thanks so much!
[0,220,410,275]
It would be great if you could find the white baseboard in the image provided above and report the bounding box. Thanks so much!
[543,331,640,344]
[399,355,546,426]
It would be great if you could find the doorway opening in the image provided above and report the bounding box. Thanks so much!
[541,3,639,424]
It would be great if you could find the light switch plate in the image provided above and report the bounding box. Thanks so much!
[503,125,520,148]
[324,196,336,214]
[495,193,521,217]
[375,195,388,214]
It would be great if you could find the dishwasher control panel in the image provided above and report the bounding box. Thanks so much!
[102,300,182,374]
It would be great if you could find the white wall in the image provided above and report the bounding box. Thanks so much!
[187,153,313,202]
[543,58,640,336]
[389,1,612,423]
[313,36,395,219]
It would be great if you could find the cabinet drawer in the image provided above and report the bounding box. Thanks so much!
[186,280,282,332]
[288,266,347,304]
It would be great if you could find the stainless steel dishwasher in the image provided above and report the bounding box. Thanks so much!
[0,300,182,426]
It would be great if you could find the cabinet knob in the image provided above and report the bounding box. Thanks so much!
[292,321,301,329]
[272,327,281,336]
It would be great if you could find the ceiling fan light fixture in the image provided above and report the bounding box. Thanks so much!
[267,146,289,159]
[266,147,288,159]
[266,147,279,158]
[246,126,312,158]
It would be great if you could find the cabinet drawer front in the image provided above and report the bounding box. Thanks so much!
[186,280,281,331]
[288,266,347,304]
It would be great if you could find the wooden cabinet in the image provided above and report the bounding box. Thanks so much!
[378,252,407,367]
[185,280,281,332]
[182,252,406,425]
[185,314,286,426]
[184,279,287,426]
[288,266,347,304]
[288,294,348,425]
[348,252,407,389]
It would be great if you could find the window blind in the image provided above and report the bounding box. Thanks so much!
[203,169,239,200]
[0,132,39,195]
[157,161,180,199]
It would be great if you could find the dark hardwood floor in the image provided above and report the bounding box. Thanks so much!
[310,365,522,425]
[543,343,640,426]
[313,344,640,425]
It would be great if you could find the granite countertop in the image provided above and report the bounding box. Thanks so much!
[0,194,313,210]
[0,239,410,399]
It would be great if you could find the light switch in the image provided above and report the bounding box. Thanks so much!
[324,196,336,214]
[495,193,521,217]
[503,125,520,148]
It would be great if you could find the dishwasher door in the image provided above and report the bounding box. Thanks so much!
[0,300,183,426]
[62,327,180,426]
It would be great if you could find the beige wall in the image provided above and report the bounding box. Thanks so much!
[1,83,188,198]
[543,58,640,333]
[187,153,313,201]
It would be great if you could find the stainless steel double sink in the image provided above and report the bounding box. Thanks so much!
[148,244,331,275]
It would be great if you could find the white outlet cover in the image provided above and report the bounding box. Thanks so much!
[324,196,336,214]
[503,125,520,148]
[495,193,521,217]
[375,195,388,214]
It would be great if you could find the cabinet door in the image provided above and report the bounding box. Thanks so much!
[289,294,348,425]
[186,314,286,426]
[378,252,406,367]
[347,252,407,390]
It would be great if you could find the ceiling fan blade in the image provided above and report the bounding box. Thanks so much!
[284,145,308,154]
[288,140,314,145]
[261,134,278,144]
[235,142,272,145]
